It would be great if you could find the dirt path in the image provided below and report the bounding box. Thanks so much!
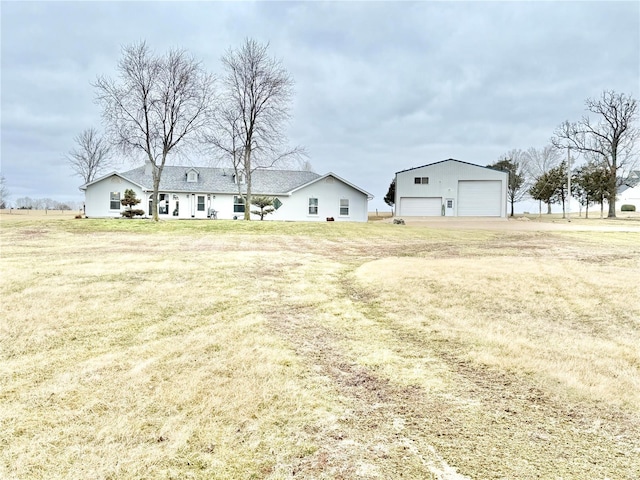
[268,310,471,479]
[382,215,640,232]
[263,232,640,479]
[267,296,639,479]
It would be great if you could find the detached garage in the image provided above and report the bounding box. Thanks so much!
[399,197,442,216]
[394,159,508,218]
[458,180,503,216]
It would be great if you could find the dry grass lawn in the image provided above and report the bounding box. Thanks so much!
[1,211,639,479]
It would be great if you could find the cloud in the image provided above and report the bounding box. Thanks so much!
[1,1,638,211]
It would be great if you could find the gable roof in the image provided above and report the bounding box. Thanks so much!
[623,170,640,187]
[395,158,508,175]
[289,172,373,199]
[619,183,640,194]
[80,165,372,197]
[79,171,147,191]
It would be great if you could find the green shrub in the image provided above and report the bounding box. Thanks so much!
[121,209,145,218]
[621,204,636,212]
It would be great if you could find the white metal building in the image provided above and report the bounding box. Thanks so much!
[394,159,508,217]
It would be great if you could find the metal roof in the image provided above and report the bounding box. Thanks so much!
[395,158,508,175]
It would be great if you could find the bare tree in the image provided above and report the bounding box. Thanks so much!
[66,127,112,184]
[204,104,247,208]
[525,145,561,214]
[15,197,33,209]
[212,38,303,220]
[300,159,315,172]
[552,90,638,217]
[488,149,529,217]
[94,41,216,221]
[0,174,9,209]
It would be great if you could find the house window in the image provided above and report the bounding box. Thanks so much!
[309,198,318,215]
[110,192,120,210]
[234,196,245,213]
[158,193,169,215]
[173,200,180,216]
[447,199,453,208]
[414,177,429,184]
[340,198,349,216]
[187,171,198,182]
[197,195,205,211]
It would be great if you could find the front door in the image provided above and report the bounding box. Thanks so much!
[445,198,454,216]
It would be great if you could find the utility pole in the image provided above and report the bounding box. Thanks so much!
[567,146,571,222]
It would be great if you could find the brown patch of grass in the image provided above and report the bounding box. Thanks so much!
[1,215,638,479]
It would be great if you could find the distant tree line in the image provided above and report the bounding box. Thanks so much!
[0,174,82,211]
[486,90,637,218]
[11,197,80,211]
[0,174,8,209]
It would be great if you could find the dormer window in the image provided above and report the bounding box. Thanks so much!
[186,169,199,183]
[187,168,200,183]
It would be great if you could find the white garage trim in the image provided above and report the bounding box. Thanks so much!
[458,181,502,216]
[399,197,442,216]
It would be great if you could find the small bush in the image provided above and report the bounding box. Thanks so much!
[121,209,145,218]
[621,204,636,212]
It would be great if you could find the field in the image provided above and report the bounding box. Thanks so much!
[1,211,639,479]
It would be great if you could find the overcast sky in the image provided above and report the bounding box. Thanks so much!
[2,1,639,211]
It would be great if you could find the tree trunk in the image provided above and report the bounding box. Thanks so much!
[150,158,164,222]
[244,183,251,220]
[546,202,552,214]
[510,197,515,217]
[607,181,616,218]
[152,176,160,222]
[243,150,252,221]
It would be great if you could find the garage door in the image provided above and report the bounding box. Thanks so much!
[458,181,502,216]
[399,197,442,216]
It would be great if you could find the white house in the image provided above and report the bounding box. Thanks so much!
[80,164,373,222]
[394,159,508,217]
[618,173,640,211]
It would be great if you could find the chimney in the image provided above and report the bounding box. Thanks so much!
[144,160,153,176]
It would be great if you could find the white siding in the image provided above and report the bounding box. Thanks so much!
[84,174,369,222]
[398,197,442,216]
[270,175,369,222]
[395,160,508,218]
[185,193,238,220]
[458,180,502,216]
[619,185,640,210]
[84,176,239,220]
[84,175,144,218]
